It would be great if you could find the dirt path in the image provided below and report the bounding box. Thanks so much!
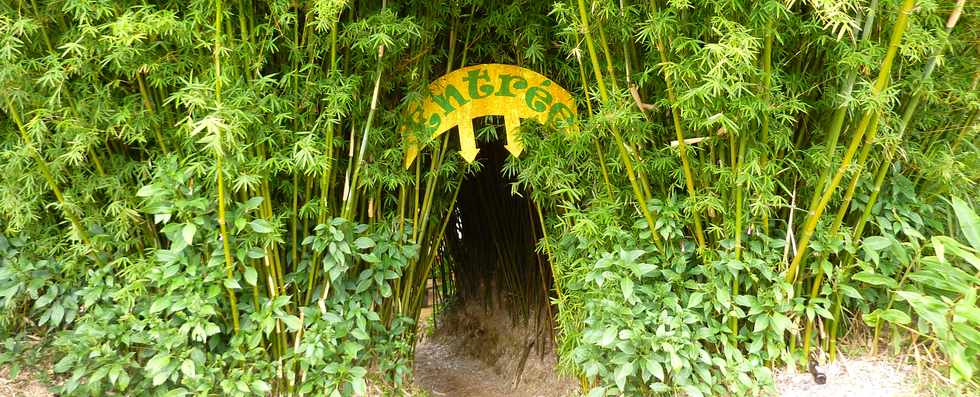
[412,300,579,397]
[414,340,523,397]
[0,365,52,397]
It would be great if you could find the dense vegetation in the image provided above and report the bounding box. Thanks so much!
[1,0,978,396]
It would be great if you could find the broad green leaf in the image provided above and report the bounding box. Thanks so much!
[352,377,367,396]
[621,278,634,302]
[649,383,670,393]
[613,361,633,391]
[951,196,980,251]
[852,271,897,288]
[838,284,863,300]
[952,322,980,347]
[895,291,949,334]
[34,288,56,308]
[933,236,980,271]
[223,278,241,290]
[770,313,792,335]
[117,372,130,390]
[152,370,170,386]
[242,196,264,211]
[753,315,769,333]
[50,303,64,325]
[136,184,161,197]
[145,353,171,374]
[354,236,375,249]
[182,223,197,245]
[688,292,704,308]
[599,327,617,347]
[717,287,731,308]
[351,328,369,340]
[244,266,258,286]
[250,219,274,233]
[235,380,250,393]
[150,297,171,314]
[342,341,363,357]
[646,358,665,381]
[863,236,892,251]
[252,380,272,394]
[180,359,196,378]
[878,309,911,325]
[282,315,303,331]
[944,339,973,381]
[587,387,607,397]
[684,385,705,397]
[246,247,266,259]
[633,262,657,277]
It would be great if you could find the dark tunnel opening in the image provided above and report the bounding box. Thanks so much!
[440,132,556,336]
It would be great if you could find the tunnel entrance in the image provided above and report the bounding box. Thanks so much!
[443,132,554,333]
[413,130,577,396]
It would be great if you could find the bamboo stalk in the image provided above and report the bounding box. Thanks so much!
[806,0,878,213]
[826,0,967,359]
[759,22,774,235]
[137,73,169,154]
[342,45,384,220]
[578,0,664,251]
[213,0,240,333]
[575,52,615,200]
[4,98,104,267]
[785,0,917,285]
[648,0,706,250]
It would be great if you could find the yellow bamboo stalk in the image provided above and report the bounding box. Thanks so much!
[578,0,664,250]
[785,0,917,284]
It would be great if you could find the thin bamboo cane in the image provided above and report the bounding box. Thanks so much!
[575,53,615,200]
[4,98,104,267]
[785,0,917,285]
[578,0,664,251]
[648,0,706,250]
[212,0,240,333]
[825,0,967,359]
[805,0,878,213]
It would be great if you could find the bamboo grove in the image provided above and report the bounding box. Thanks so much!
[0,0,978,396]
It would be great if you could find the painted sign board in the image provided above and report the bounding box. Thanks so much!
[402,64,578,168]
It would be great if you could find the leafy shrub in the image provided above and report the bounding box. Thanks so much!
[32,162,416,395]
[1,0,978,395]
[860,197,980,384]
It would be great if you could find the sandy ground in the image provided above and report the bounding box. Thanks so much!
[0,365,52,397]
[413,300,580,397]
[774,356,923,397]
[414,340,533,397]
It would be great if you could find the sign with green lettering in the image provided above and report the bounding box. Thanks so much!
[402,64,578,167]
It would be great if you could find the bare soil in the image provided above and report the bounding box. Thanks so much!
[0,364,53,397]
[775,355,923,397]
[413,300,579,397]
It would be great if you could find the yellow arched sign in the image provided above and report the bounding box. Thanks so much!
[402,64,578,168]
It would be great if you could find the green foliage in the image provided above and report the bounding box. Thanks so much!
[549,200,794,395]
[1,0,978,395]
[861,196,980,387]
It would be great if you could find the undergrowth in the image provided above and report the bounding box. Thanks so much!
[1,0,978,396]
